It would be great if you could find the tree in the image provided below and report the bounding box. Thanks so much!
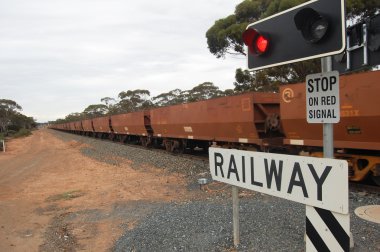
[206,0,308,59]
[0,99,22,132]
[83,104,108,117]
[346,0,379,20]
[186,82,224,102]
[117,89,153,112]
[0,99,36,134]
[9,113,36,131]
[152,89,185,107]
[223,89,235,96]
[205,15,247,58]
[100,97,115,107]
[65,112,85,122]
[100,97,120,115]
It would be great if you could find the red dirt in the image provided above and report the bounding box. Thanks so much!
[0,129,193,251]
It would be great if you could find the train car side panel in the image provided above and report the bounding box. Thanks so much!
[74,121,83,131]
[92,116,111,133]
[110,111,147,135]
[150,93,281,146]
[281,70,380,150]
[82,119,93,132]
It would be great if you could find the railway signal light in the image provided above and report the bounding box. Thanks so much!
[243,0,345,71]
[242,28,270,55]
[294,8,329,43]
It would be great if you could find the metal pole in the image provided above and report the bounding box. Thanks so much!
[232,186,240,246]
[321,57,334,158]
[321,57,354,249]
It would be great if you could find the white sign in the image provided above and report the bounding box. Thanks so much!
[209,147,348,214]
[306,71,340,123]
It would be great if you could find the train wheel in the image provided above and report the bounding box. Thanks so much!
[164,140,172,152]
[371,174,380,186]
[141,137,150,147]
[172,140,185,154]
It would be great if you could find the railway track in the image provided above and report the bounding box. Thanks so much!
[59,130,380,193]
[350,182,380,195]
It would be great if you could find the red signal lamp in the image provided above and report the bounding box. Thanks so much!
[242,28,270,56]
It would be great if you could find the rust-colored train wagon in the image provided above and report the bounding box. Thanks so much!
[68,122,76,131]
[280,70,380,183]
[56,124,63,130]
[92,116,111,133]
[49,124,59,130]
[110,111,148,136]
[150,92,282,150]
[81,119,93,132]
[74,121,83,131]
[64,123,70,131]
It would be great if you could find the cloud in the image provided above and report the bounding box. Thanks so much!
[0,0,243,122]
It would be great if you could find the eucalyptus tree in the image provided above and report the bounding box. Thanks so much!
[117,89,153,112]
[83,104,108,118]
[186,82,225,102]
[152,89,185,107]
[0,99,22,132]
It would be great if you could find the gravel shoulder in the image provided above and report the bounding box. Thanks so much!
[51,130,380,251]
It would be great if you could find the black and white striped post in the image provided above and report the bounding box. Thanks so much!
[306,205,350,251]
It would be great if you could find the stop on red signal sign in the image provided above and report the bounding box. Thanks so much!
[306,71,340,123]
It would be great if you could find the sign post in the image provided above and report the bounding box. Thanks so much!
[320,57,335,158]
[232,186,239,246]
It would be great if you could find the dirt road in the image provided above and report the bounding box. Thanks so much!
[0,129,191,251]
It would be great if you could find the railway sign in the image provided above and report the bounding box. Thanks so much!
[306,71,340,123]
[243,0,346,71]
[209,147,348,214]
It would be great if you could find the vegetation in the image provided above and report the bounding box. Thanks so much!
[206,0,379,93]
[51,81,234,124]
[0,99,36,138]
[12,128,33,138]
[46,190,84,202]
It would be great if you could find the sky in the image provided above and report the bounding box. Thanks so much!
[0,0,244,122]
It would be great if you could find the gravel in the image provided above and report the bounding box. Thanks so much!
[112,193,380,252]
[51,130,209,180]
[49,130,380,251]
[113,196,305,252]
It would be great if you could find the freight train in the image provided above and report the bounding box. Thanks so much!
[50,70,380,185]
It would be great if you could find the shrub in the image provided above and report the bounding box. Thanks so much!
[13,128,32,138]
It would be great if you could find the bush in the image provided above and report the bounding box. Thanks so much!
[6,130,16,136]
[13,128,32,138]
[0,133,4,140]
